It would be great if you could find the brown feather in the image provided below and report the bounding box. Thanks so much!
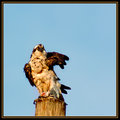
[24,63,35,86]
[60,84,71,94]
[46,52,69,69]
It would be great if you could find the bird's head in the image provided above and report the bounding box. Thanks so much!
[30,44,47,58]
[33,44,45,53]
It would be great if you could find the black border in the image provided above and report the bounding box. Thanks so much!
[1,1,119,119]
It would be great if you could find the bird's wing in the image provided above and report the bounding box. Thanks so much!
[60,84,71,94]
[24,63,35,86]
[46,52,69,69]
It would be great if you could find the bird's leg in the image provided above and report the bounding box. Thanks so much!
[49,88,58,99]
[45,91,50,96]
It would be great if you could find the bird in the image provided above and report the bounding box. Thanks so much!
[24,44,71,99]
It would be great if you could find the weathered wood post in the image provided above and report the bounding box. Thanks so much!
[34,95,67,116]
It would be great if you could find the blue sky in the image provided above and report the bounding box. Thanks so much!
[4,3,116,116]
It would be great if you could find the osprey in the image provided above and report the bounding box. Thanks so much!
[24,44,71,99]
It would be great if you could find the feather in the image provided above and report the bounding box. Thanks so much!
[46,52,69,69]
[24,63,35,86]
[60,84,71,94]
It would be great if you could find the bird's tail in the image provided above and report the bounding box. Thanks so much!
[60,84,71,94]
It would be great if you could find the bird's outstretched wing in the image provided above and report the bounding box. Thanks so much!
[60,84,71,94]
[24,63,35,86]
[46,52,69,69]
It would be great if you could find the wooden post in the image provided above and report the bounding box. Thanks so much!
[34,95,67,116]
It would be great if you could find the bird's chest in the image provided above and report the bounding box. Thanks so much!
[37,70,54,80]
[30,59,43,73]
[29,57,48,78]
